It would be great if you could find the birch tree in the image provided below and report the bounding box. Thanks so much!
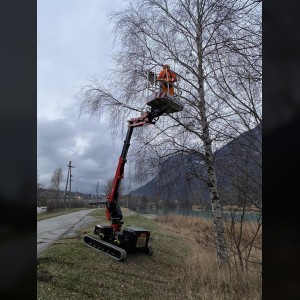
[79,0,261,265]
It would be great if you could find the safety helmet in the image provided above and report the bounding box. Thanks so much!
[163,64,170,69]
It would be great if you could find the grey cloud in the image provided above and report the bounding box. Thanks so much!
[37,115,122,194]
[37,0,128,194]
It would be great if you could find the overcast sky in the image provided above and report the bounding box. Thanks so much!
[37,0,130,195]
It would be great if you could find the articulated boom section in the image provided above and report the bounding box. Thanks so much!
[106,155,127,233]
[127,111,156,127]
[106,112,156,233]
[106,122,134,232]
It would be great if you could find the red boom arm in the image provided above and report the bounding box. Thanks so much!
[105,112,156,232]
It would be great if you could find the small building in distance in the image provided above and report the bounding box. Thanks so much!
[37,206,47,214]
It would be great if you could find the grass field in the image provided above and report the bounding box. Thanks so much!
[37,209,261,300]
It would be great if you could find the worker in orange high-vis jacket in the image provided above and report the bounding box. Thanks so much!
[157,64,177,96]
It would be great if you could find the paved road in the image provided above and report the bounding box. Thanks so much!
[37,209,98,255]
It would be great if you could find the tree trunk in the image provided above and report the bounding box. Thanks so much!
[205,148,228,265]
[198,58,228,264]
[201,120,228,264]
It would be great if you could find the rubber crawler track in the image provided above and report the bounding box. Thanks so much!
[83,235,127,261]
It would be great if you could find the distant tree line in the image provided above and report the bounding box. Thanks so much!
[37,168,85,212]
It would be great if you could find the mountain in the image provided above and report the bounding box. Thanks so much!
[128,124,262,206]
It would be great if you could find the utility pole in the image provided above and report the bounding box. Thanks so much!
[63,161,75,210]
[63,167,70,209]
[96,181,99,198]
[68,161,75,210]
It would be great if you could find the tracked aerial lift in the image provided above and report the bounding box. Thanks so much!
[83,65,184,261]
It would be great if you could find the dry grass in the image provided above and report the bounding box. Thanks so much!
[157,214,262,300]
[222,205,261,212]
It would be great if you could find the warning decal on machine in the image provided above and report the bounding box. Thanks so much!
[136,234,147,248]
